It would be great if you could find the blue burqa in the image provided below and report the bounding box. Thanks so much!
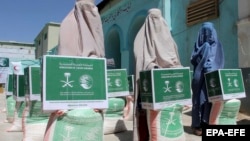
[190,22,224,128]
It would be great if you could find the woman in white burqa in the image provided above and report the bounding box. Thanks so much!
[58,0,104,57]
[44,0,105,140]
[133,8,182,141]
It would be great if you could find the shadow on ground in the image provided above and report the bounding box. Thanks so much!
[183,110,192,116]
[184,125,193,134]
[237,119,250,125]
[114,130,133,141]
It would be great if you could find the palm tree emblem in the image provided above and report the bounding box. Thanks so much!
[61,72,74,87]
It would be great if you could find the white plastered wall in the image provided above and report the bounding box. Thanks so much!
[238,0,250,68]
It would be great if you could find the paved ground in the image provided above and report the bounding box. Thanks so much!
[0,92,250,141]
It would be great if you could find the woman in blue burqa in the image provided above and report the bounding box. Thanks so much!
[190,22,224,136]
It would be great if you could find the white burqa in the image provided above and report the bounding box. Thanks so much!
[58,0,104,57]
[133,8,182,141]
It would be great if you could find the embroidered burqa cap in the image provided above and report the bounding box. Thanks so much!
[57,0,105,57]
[133,8,182,141]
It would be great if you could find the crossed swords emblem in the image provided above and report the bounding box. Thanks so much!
[61,72,74,87]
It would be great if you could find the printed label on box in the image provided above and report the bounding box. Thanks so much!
[107,69,129,97]
[42,55,108,111]
[205,69,246,102]
[140,67,192,110]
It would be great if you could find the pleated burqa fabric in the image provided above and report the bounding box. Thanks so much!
[133,8,182,141]
[44,1,105,141]
[57,0,105,58]
[190,22,224,129]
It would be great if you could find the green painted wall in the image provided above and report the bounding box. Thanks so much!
[171,0,238,69]
[101,0,239,75]
[101,0,171,75]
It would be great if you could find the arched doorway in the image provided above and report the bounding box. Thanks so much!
[105,27,121,69]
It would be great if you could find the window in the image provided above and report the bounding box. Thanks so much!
[44,33,47,40]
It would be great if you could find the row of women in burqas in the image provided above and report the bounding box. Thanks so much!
[133,9,224,141]
[45,0,224,139]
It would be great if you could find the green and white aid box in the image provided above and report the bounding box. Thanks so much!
[205,69,246,102]
[128,75,134,95]
[42,55,108,112]
[13,74,25,101]
[139,67,192,110]
[107,69,129,97]
[24,66,41,101]
[5,74,13,96]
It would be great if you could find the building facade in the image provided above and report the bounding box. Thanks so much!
[34,22,60,59]
[98,0,250,115]
[98,0,250,74]
[99,0,172,74]
[0,41,35,62]
[0,41,35,91]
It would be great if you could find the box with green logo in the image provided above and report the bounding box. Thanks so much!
[24,66,41,101]
[128,75,134,95]
[139,67,192,110]
[5,74,13,96]
[42,55,108,112]
[13,74,25,101]
[205,69,246,102]
[107,69,129,97]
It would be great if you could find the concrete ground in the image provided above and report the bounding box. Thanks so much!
[0,93,250,141]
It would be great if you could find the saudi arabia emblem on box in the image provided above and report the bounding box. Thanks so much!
[205,69,246,102]
[107,69,129,97]
[42,55,108,112]
[139,67,192,110]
